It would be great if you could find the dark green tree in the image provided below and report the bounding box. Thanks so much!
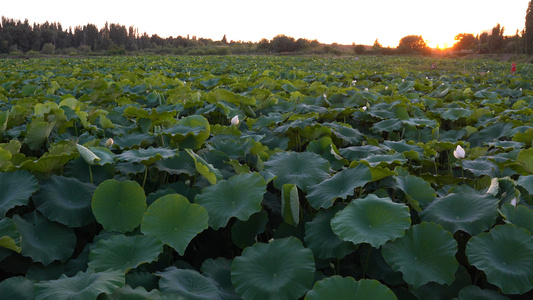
[397,35,430,54]
[525,0,533,54]
[270,35,296,53]
[453,33,477,51]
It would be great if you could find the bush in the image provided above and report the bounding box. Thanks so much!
[78,45,92,54]
[41,43,55,55]
[354,44,366,55]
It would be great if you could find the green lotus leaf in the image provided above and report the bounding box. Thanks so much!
[362,152,407,168]
[24,121,55,150]
[0,170,38,216]
[306,137,347,170]
[13,211,76,266]
[324,122,363,145]
[331,194,411,248]
[88,234,163,273]
[88,147,116,166]
[33,175,95,227]
[76,144,100,165]
[501,203,533,233]
[0,148,12,171]
[195,172,266,230]
[99,285,162,300]
[200,77,220,89]
[372,119,404,133]
[440,108,472,121]
[307,164,372,209]
[201,257,240,300]
[0,276,34,300]
[153,152,196,176]
[19,152,77,173]
[466,224,533,294]
[156,267,223,300]
[339,145,387,161]
[305,276,397,300]
[420,192,499,235]
[0,217,20,253]
[113,133,154,149]
[382,222,458,288]
[517,148,533,174]
[117,147,177,165]
[462,159,498,177]
[186,148,223,185]
[231,211,268,249]
[395,174,435,209]
[281,183,300,226]
[516,174,533,195]
[34,269,125,300]
[264,151,330,193]
[92,179,147,233]
[383,140,424,160]
[231,237,315,300]
[0,110,8,133]
[304,205,356,259]
[174,115,210,149]
[141,194,208,255]
[454,285,510,300]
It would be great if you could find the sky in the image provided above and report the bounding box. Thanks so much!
[2,0,531,48]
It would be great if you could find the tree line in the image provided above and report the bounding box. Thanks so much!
[1,0,533,56]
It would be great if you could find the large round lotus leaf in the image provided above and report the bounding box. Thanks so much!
[113,133,154,149]
[173,115,210,150]
[92,179,147,233]
[24,121,54,150]
[304,205,356,259]
[394,174,435,209]
[33,175,96,227]
[195,172,266,230]
[331,194,411,248]
[306,164,372,209]
[466,224,533,294]
[156,267,222,300]
[231,210,268,249]
[34,269,125,300]
[305,276,397,300]
[264,151,330,193]
[19,152,77,173]
[0,170,38,216]
[116,147,177,165]
[419,192,499,236]
[13,211,76,266]
[501,204,533,233]
[141,194,208,255]
[201,257,240,300]
[88,147,116,166]
[462,159,498,177]
[382,222,458,288]
[0,276,34,300]
[153,152,196,176]
[231,236,315,300]
[99,285,162,300]
[454,285,510,300]
[88,234,163,273]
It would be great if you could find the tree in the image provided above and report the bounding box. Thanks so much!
[525,0,533,54]
[453,33,477,51]
[397,35,430,54]
[270,35,296,53]
[353,44,366,54]
[221,34,227,44]
[487,23,504,53]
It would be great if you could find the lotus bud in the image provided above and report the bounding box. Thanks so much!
[362,106,367,111]
[231,115,239,125]
[453,145,465,159]
[105,138,114,148]
[510,198,517,207]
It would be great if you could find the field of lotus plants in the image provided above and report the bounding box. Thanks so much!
[0,54,533,299]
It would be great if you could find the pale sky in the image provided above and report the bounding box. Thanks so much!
[2,0,530,48]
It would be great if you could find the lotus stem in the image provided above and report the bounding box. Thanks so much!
[88,165,93,184]
[362,244,372,278]
[142,165,148,189]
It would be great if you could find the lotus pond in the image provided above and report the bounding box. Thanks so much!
[0,55,533,299]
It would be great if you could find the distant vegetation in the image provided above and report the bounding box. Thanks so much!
[1,0,533,57]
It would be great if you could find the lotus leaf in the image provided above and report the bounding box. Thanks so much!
[466,224,533,294]
[331,194,411,248]
[382,222,458,288]
[91,179,147,233]
[307,164,372,209]
[141,194,208,255]
[0,170,38,216]
[33,175,96,227]
[231,237,315,300]
[13,211,76,266]
[0,276,34,300]
[88,234,163,272]
[231,211,268,249]
[117,147,177,165]
[195,172,266,230]
[420,192,499,235]
[305,276,397,300]
[24,121,54,150]
[156,267,223,300]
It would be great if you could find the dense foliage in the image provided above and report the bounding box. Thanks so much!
[0,55,533,299]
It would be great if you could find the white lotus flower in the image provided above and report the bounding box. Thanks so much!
[364,88,369,91]
[520,88,523,91]
[453,145,465,159]
[362,106,367,111]
[231,115,239,125]
[385,86,388,90]
[402,79,405,82]
[105,138,114,148]
[510,198,517,207]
